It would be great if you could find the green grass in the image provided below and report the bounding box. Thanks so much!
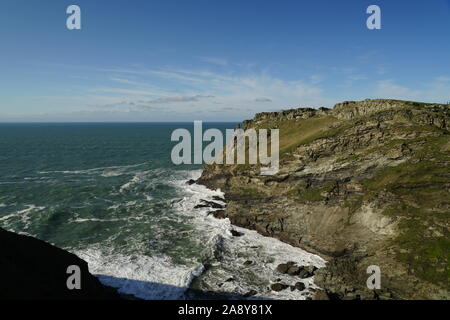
[252,116,341,156]
[358,134,450,286]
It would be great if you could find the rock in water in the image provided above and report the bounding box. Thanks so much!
[294,282,306,291]
[276,263,290,274]
[194,200,224,209]
[243,290,257,298]
[0,228,121,300]
[298,269,312,279]
[230,229,244,237]
[270,283,288,292]
[287,266,301,276]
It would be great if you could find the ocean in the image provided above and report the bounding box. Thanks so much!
[0,123,325,300]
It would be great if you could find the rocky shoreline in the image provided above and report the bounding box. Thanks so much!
[188,184,325,299]
[197,99,450,300]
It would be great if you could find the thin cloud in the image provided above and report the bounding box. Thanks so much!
[254,97,272,102]
[197,56,228,66]
[141,95,214,104]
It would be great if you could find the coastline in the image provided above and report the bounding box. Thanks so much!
[195,99,450,300]
[188,171,327,300]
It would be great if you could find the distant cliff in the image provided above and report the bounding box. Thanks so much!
[0,228,120,300]
[199,99,450,300]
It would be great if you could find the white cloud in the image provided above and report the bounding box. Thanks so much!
[79,67,335,120]
[374,77,450,103]
[375,80,421,100]
[197,56,228,66]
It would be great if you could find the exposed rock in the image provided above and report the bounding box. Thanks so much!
[194,200,224,209]
[0,228,121,300]
[243,290,257,298]
[287,266,301,276]
[270,283,288,292]
[313,290,330,300]
[298,269,312,279]
[186,179,197,185]
[294,282,306,291]
[243,260,253,266]
[199,99,450,299]
[276,263,290,274]
[230,229,244,237]
[304,265,318,275]
[212,210,227,219]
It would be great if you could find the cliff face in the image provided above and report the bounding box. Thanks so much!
[199,99,450,300]
[0,228,121,300]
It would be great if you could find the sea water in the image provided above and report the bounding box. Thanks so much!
[0,123,325,299]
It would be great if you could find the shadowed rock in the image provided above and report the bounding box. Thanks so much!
[0,228,121,300]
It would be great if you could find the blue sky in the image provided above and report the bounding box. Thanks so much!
[0,0,449,122]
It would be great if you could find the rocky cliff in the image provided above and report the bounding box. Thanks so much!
[0,228,121,300]
[198,99,450,300]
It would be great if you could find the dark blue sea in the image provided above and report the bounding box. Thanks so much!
[0,123,324,299]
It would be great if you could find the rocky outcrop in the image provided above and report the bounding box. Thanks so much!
[0,228,121,300]
[199,99,450,300]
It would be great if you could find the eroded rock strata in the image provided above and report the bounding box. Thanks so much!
[198,99,450,300]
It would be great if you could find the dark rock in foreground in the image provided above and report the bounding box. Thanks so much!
[0,228,121,300]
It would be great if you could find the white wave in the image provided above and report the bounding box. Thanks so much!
[16,204,45,215]
[71,218,128,223]
[106,200,138,211]
[0,213,16,222]
[73,247,204,300]
[65,168,326,301]
[0,204,45,229]
[119,174,144,193]
[171,170,326,300]
[38,162,150,176]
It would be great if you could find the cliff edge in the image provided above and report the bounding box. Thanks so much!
[199,99,450,299]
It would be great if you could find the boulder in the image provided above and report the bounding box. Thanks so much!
[270,283,288,292]
[287,266,301,276]
[230,229,244,237]
[276,263,290,274]
[298,269,312,279]
[243,290,257,298]
[294,282,306,291]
